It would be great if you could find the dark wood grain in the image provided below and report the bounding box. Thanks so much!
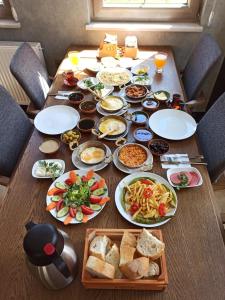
[1,47,225,300]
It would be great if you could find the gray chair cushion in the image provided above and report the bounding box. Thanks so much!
[0,85,33,177]
[197,92,225,182]
[183,34,222,101]
[10,42,51,110]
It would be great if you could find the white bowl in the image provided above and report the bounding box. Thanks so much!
[167,167,203,188]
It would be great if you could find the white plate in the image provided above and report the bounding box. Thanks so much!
[34,105,80,135]
[131,63,150,75]
[86,62,102,73]
[149,109,197,140]
[94,85,114,98]
[77,77,99,90]
[113,147,153,174]
[131,76,153,86]
[96,101,128,117]
[97,67,132,87]
[115,172,177,228]
[32,159,65,178]
[167,167,203,188]
[72,144,112,171]
[46,170,108,224]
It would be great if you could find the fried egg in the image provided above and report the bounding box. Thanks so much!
[80,147,105,164]
[99,118,126,136]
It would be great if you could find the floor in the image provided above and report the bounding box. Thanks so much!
[0,176,225,225]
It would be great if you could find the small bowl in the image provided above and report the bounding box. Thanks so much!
[77,118,95,133]
[148,139,169,156]
[153,90,170,102]
[125,84,148,100]
[61,129,81,145]
[100,96,127,113]
[118,143,149,169]
[125,111,148,126]
[133,127,154,143]
[142,98,159,112]
[79,100,96,114]
[39,138,60,154]
[68,92,84,105]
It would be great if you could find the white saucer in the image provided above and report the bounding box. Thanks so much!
[72,144,112,171]
[113,146,153,174]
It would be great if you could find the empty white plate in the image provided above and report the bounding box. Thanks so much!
[149,109,197,140]
[34,105,80,135]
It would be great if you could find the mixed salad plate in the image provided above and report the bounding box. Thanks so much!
[46,169,110,225]
[115,172,177,228]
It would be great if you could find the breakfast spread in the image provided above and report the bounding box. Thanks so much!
[85,229,164,280]
[118,144,148,168]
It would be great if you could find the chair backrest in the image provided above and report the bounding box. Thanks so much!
[197,92,225,182]
[0,85,32,177]
[183,33,222,101]
[10,42,51,110]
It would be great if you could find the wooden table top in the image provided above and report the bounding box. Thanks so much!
[1,46,225,300]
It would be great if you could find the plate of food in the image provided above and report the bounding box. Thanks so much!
[32,159,65,179]
[46,169,110,225]
[77,77,99,90]
[131,64,149,75]
[167,167,203,188]
[115,172,177,227]
[131,75,153,86]
[96,67,132,87]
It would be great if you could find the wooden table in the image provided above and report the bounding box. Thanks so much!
[1,47,225,300]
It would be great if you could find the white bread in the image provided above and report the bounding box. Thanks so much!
[120,231,137,248]
[119,245,136,267]
[137,229,165,260]
[121,257,149,280]
[144,261,160,278]
[105,243,123,279]
[86,255,115,279]
[89,235,111,261]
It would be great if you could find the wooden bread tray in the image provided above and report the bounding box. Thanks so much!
[82,228,168,290]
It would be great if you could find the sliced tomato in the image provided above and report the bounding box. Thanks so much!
[90,182,99,191]
[65,178,73,186]
[90,195,102,204]
[69,171,77,184]
[86,169,94,180]
[56,199,64,212]
[81,205,94,215]
[140,179,153,185]
[82,176,89,182]
[143,187,153,198]
[69,207,76,218]
[158,203,166,216]
[130,203,140,215]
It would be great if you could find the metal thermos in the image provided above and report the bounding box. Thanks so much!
[23,221,78,290]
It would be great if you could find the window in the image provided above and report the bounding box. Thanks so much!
[0,0,13,19]
[92,0,201,22]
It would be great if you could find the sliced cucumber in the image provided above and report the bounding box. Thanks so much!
[90,204,102,211]
[57,206,69,218]
[92,188,106,196]
[76,176,82,185]
[51,195,61,202]
[55,182,67,189]
[88,178,95,187]
[76,211,84,222]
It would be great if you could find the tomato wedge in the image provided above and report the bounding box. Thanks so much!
[90,182,99,191]
[69,207,76,218]
[81,205,94,215]
[82,176,89,182]
[65,178,73,186]
[69,171,77,184]
[143,187,153,198]
[130,203,140,215]
[90,195,101,204]
[47,187,66,196]
[140,179,153,185]
[86,169,94,180]
[158,203,166,216]
[56,199,64,212]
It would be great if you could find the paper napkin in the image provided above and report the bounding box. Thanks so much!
[160,154,191,169]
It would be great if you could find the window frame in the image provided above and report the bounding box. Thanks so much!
[0,0,13,19]
[91,0,201,22]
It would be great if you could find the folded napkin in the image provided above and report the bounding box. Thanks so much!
[54,91,73,100]
[160,154,191,169]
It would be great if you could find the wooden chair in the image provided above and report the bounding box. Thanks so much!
[10,42,51,115]
[0,85,33,185]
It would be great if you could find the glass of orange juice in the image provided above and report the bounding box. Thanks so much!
[68,51,79,66]
[154,52,167,74]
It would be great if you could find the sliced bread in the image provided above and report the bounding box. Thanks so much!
[121,257,149,280]
[144,261,160,278]
[137,229,165,260]
[119,245,136,270]
[105,243,123,279]
[86,255,115,279]
[89,235,111,261]
[120,231,137,248]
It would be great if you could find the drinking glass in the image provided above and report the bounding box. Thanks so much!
[154,52,167,74]
[68,51,79,66]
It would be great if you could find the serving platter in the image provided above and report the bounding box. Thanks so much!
[97,67,132,87]
[149,109,197,140]
[46,170,109,224]
[115,172,177,228]
[82,228,168,290]
[34,105,80,135]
